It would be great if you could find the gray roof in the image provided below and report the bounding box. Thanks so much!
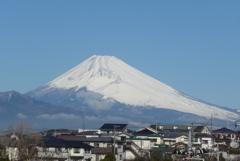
[162,132,188,138]
[149,125,206,132]
[195,133,212,138]
[213,127,236,133]
[100,123,128,132]
[82,137,113,143]
[43,138,93,148]
[82,137,124,143]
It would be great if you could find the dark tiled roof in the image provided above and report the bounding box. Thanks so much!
[149,125,205,132]
[43,138,93,148]
[100,123,128,132]
[77,131,99,136]
[70,156,84,159]
[213,127,236,133]
[194,126,205,132]
[195,133,211,138]
[82,137,113,143]
[134,129,157,136]
[163,132,188,138]
[56,134,86,141]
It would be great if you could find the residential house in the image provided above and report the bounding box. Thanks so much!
[213,127,237,140]
[0,133,43,161]
[213,127,237,147]
[0,136,19,161]
[117,132,133,141]
[162,132,188,147]
[56,134,86,141]
[82,137,125,161]
[37,137,93,161]
[194,133,213,149]
[134,127,164,146]
[99,123,128,136]
[149,125,211,134]
[76,130,99,138]
[124,138,156,160]
[130,124,213,159]
[134,127,158,138]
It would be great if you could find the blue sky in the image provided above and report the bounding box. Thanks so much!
[0,1,239,109]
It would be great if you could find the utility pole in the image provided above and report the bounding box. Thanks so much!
[138,118,142,129]
[211,113,213,136]
[188,128,192,153]
[82,110,85,136]
[82,122,85,136]
[113,125,119,155]
[227,114,233,128]
[210,113,218,150]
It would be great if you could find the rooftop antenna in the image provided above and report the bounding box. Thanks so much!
[227,114,233,128]
[82,122,85,136]
[204,117,208,126]
[82,110,85,136]
[156,121,159,131]
[13,127,16,135]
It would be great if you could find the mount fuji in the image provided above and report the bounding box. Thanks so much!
[26,55,239,126]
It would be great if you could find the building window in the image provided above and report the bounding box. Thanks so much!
[121,136,126,141]
[55,148,61,153]
[193,138,198,142]
[74,148,80,153]
[85,149,90,154]
[184,138,188,141]
[94,143,99,147]
[202,140,208,144]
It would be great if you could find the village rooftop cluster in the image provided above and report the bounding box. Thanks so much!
[0,122,239,161]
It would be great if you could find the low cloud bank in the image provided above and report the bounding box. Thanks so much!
[17,113,27,119]
[37,113,79,119]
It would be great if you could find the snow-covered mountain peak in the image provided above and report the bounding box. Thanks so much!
[47,55,130,90]
[47,55,174,97]
[85,55,118,70]
[32,55,239,120]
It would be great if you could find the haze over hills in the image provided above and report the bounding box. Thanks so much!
[0,91,83,128]
[26,55,240,126]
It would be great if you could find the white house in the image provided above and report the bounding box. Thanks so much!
[38,138,93,161]
[124,138,156,160]
[194,133,213,149]
[82,137,125,161]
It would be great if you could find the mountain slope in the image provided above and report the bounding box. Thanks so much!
[0,91,84,127]
[26,55,239,121]
[0,91,78,114]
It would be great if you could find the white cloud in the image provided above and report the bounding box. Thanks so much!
[37,113,79,120]
[17,113,27,119]
[76,91,114,110]
[85,115,126,122]
[128,121,149,128]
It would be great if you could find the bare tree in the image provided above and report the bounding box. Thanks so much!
[4,120,43,161]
